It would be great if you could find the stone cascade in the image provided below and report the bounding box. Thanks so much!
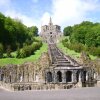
[0,44,97,91]
[45,43,96,87]
[48,44,79,67]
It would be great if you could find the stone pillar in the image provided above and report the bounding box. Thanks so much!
[20,75,23,82]
[35,74,39,82]
[34,70,36,82]
[86,72,89,81]
[72,70,77,83]
[79,72,82,82]
[24,67,29,82]
[62,70,66,83]
[94,72,97,80]
[28,67,33,82]
[54,71,57,83]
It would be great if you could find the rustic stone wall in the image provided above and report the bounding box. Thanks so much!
[0,52,50,84]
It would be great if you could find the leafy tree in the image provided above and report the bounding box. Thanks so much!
[6,45,12,57]
[0,43,3,58]
[63,21,100,56]
[63,26,72,36]
[0,13,5,44]
[28,26,38,36]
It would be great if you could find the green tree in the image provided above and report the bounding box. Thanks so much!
[28,26,38,36]
[63,26,72,36]
[0,43,4,58]
[63,21,100,56]
[0,13,5,44]
[6,45,12,57]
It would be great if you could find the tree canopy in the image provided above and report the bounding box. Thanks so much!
[63,21,100,57]
[0,12,39,52]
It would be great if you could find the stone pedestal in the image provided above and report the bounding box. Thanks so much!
[97,81,100,87]
[77,82,82,88]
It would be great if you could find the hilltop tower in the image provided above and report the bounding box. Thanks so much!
[40,17,63,44]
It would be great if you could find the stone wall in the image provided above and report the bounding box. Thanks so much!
[0,52,50,91]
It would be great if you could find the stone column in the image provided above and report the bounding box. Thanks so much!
[94,72,97,80]
[54,71,57,83]
[62,70,66,83]
[33,70,36,82]
[24,67,29,82]
[72,70,77,83]
[77,72,82,88]
[86,72,89,81]
[79,72,82,82]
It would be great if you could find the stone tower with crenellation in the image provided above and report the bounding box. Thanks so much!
[40,17,63,44]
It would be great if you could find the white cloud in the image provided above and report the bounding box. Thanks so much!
[5,10,39,27]
[0,0,39,27]
[41,0,100,29]
[0,0,11,6]
[0,0,100,32]
[41,12,50,25]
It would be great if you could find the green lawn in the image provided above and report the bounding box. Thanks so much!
[57,42,80,58]
[0,43,48,66]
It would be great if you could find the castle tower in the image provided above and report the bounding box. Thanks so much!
[40,17,63,44]
[49,17,53,26]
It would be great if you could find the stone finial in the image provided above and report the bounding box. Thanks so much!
[49,17,53,25]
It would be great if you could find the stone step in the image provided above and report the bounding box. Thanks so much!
[56,64,74,67]
[57,59,68,62]
[57,63,71,66]
[57,62,70,64]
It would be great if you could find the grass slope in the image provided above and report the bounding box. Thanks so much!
[57,39,97,60]
[57,42,80,58]
[0,43,47,66]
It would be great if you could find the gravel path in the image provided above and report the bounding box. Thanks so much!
[0,87,100,100]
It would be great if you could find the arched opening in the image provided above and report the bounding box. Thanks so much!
[57,71,62,82]
[29,86,31,90]
[50,32,52,34]
[1,74,4,81]
[47,72,52,82]
[9,75,11,83]
[66,71,72,82]
[18,86,20,91]
[19,74,23,82]
[83,71,86,82]
[76,71,80,82]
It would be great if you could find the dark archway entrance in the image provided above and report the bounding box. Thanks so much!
[76,71,80,82]
[66,71,72,82]
[47,72,52,82]
[57,71,62,82]
[83,71,87,82]
[1,74,4,81]
[9,75,11,83]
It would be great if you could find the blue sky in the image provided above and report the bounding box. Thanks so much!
[0,0,100,31]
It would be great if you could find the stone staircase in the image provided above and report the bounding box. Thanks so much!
[48,43,79,68]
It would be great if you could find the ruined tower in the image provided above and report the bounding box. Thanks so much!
[40,17,63,44]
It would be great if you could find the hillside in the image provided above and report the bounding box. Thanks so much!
[0,13,47,66]
[63,21,100,57]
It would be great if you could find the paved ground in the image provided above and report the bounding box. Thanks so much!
[0,87,100,100]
